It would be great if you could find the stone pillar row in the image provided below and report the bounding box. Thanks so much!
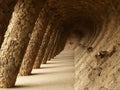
[20,0,61,75]
[33,17,60,69]
[54,31,68,56]
[19,6,50,76]
[42,25,61,64]
[47,27,63,61]
[0,0,46,88]
[0,0,64,88]
[51,30,64,58]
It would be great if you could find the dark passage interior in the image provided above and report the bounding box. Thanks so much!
[0,0,120,90]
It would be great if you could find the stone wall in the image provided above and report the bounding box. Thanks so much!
[74,14,120,90]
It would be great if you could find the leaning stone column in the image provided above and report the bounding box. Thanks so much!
[42,28,59,64]
[51,30,63,58]
[53,31,68,57]
[19,8,49,76]
[0,0,45,88]
[47,29,61,60]
[0,0,17,47]
[56,35,68,55]
[33,21,55,69]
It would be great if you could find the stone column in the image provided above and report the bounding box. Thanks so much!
[33,21,55,69]
[53,31,68,57]
[42,28,59,64]
[0,0,17,47]
[47,29,61,60]
[51,30,63,58]
[0,0,46,88]
[19,8,49,76]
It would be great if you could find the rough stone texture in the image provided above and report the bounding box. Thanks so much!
[0,0,17,47]
[0,0,120,89]
[47,29,61,60]
[19,0,59,75]
[0,0,45,88]
[51,30,64,58]
[50,29,63,59]
[33,21,54,69]
[54,30,69,56]
[19,7,48,76]
[74,14,120,90]
[42,28,59,64]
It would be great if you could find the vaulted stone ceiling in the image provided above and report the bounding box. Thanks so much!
[0,0,120,89]
[44,0,120,41]
[48,0,120,27]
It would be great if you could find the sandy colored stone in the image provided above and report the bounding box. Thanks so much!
[19,8,49,76]
[33,22,54,69]
[0,0,45,88]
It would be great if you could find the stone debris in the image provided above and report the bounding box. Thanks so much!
[95,46,116,65]
[87,47,93,52]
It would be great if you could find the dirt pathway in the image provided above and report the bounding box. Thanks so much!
[1,50,74,90]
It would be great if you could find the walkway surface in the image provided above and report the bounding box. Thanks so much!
[2,50,74,90]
